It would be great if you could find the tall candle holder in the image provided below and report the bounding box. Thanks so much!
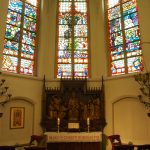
[87,117,90,132]
[57,117,60,133]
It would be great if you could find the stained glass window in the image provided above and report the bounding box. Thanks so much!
[107,0,143,76]
[2,0,39,75]
[56,0,89,78]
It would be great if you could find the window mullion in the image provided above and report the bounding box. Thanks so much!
[72,0,75,78]
[120,0,128,74]
[17,0,25,74]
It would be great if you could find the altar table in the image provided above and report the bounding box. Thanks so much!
[45,132,102,150]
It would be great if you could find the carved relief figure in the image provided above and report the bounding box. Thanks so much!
[86,98,100,120]
[49,96,67,120]
[49,96,60,119]
[88,101,95,119]
[81,102,87,120]
[68,92,79,121]
[93,98,100,119]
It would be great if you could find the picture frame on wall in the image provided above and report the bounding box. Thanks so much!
[10,107,25,129]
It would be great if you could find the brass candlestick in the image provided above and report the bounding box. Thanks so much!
[57,117,60,133]
[87,117,90,132]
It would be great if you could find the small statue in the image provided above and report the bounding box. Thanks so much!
[68,92,79,122]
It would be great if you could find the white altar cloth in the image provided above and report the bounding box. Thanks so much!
[44,132,102,142]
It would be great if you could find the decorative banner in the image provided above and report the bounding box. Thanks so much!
[45,132,102,143]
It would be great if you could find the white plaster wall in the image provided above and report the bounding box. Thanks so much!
[0,99,34,145]
[113,97,150,144]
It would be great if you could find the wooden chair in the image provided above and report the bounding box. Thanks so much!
[137,144,150,150]
[29,135,47,147]
[108,134,122,150]
[108,135,134,150]
[24,135,47,150]
[0,146,15,150]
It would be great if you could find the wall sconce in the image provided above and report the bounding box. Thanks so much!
[0,72,12,117]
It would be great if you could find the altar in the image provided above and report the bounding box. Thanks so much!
[41,78,106,150]
[45,132,102,150]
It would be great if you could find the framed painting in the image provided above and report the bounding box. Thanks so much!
[10,107,25,129]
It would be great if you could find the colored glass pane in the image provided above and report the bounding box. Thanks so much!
[107,0,143,76]
[125,26,140,43]
[24,16,36,32]
[74,13,87,25]
[21,44,35,59]
[124,12,138,29]
[108,0,120,8]
[58,58,71,63]
[126,41,141,57]
[58,38,72,50]
[127,56,143,73]
[110,32,123,46]
[123,0,137,16]
[110,45,124,61]
[75,0,86,1]
[59,2,72,12]
[126,41,140,52]
[58,51,72,62]
[57,64,72,78]
[74,50,88,59]
[74,38,88,49]
[5,25,20,41]
[74,64,88,77]
[57,0,89,78]
[109,18,121,33]
[25,3,37,19]
[8,0,23,13]
[20,59,33,75]
[108,6,121,20]
[127,49,142,57]
[59,0,72,2]
[58,13,72,25]
[7,10,22,26]
[74,57,88,63]
[74,2,87,12]
[74,25,88,37]
[2,0,38,75]
[2,55,18,73]
[111,59,125,75]
[3,40,19,56]
[26,0,38,6]
[22,30,36,46]
[59,25,72,37]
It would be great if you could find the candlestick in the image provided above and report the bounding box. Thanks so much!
[57,117,60,125]
[87,117,90,125]
[87,117,90,132]
[57,117,60,132]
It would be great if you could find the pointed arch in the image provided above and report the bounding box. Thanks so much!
[56,0,90,78]
[106,0,144,76]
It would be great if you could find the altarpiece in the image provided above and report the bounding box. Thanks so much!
[41,77,106,132]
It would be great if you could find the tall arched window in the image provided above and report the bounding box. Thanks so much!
[1,0,40,76]
[56,0,89,79]
[106,0,144,76]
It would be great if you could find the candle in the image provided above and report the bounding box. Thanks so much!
[57,117,60,125]
[87,117,90,125]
